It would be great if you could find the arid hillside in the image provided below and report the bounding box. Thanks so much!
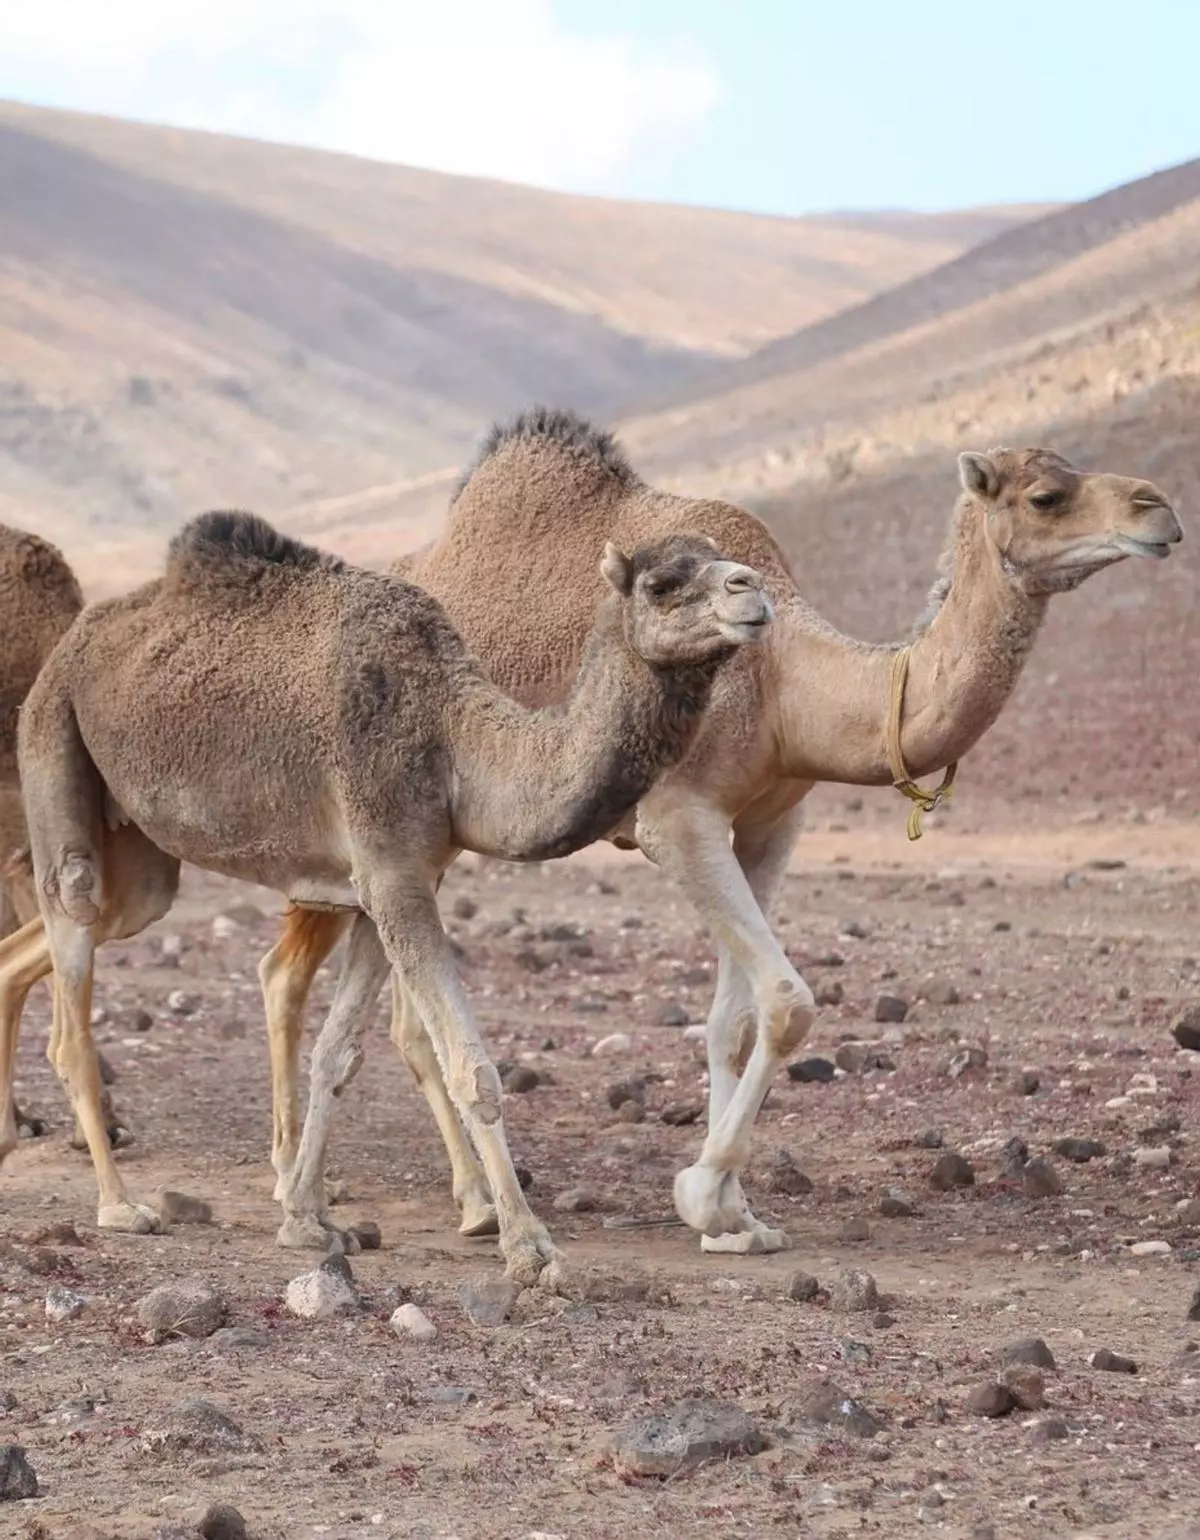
[0,98,1040,563]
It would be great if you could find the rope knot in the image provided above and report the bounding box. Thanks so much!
[887,647,959,841]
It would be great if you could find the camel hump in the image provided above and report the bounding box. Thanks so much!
[453,405,639,504]
[0,525,83,606]
[166,510,340,585]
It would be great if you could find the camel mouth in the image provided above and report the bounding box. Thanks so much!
[1111,533,1174,561]
[720,616,771,643]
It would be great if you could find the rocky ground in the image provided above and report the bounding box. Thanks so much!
[3,806,1200,1540]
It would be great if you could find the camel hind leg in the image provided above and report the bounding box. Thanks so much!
[0,918,53,1161]
[389,973,498,1237]
[259,906,351,1199]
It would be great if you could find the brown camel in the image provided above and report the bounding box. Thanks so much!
[255,410,1182,1254]
[2,509,770,1280]
[0,525,84,1152]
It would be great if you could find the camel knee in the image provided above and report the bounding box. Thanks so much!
[448,1056,502,1125]
[767,980,815,1057]
[45,850,100,927]
[311,1039,364,1098]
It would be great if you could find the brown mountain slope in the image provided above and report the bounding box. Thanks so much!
[613,157,1199,491]
[0,99,1040,563]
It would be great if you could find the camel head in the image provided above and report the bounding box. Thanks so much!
[599,534,773,665]
[958,447,1182,595]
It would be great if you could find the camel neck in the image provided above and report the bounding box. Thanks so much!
[446,602,724,860]
[773,509,1048,786]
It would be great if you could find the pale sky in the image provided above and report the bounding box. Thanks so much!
[2,0,1197,214]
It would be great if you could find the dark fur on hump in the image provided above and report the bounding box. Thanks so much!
[166,510,344,584]
[452,406,639,503]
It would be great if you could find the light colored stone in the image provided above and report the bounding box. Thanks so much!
[591,1032,633,1057]
[285,1267,358,1319]
[390,1303,437,1341]
[44,1287,86,1324]
[1130,1239,1171,1257]
[1136,1146,1172,1169]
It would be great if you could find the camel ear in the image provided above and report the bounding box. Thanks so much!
[958,451,999,500]
[600,542,633,596]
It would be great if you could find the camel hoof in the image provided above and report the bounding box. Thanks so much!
[458,1197,500,1238]
[502,1228,558,1288]
[276,1214,360,1254]
[700,1224,790,1255]
[277,1214,338,1251]
[97,1201,163,1235]
[673,1163,746,1238]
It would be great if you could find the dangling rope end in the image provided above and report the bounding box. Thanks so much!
[887,647,959,841]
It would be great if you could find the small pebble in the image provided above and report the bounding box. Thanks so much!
[838,1217,870,1243]
[1013,1070,1041,1096]
[459,1276,521,1327]
[966,1381,1014,1418]
[768,1150,814,1196]
[787,1271,821,1303]
[553,1186,597,1213]
[390,1303,437,1342]
[1135,1146,1172,1169]
[137,1279,227,1341]
[655,1003,689,1028]
[1053,1137,1106,1163]
[1130,1239,1171,1257]
[347,1220,382,1251]
[159,1190,213,1225]
[815,981,844,1007]
[1023,1157,1064,1198]
[0,1443,39,1500]
[1003,1365,1046,1410]
[929,1151,975,1190]
[45,1287,86,1324]
[1089,1347,1138,1374]
[1189,1286,1200,1323]
[166,990,200,1015]
[1003,1337,1057,1370]
[916,1128,944,1149]
[946,1045,988,1079]
[830,1268,878,1312]
[451,895,478,920]
[787,1056,836,1084]
[592,1033,632,1057]
[502,1065,540,1094]
[878,1187,917,1218]
[924,979,962,1006]
[1028,1416,1070,1445]
[1171,1007,1200,1052]
[197,1502,249,1540]
[285,1267,358,1320]
[874,994,909,1024]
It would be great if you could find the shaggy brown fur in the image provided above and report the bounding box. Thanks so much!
[0,525,83,922]
[2,510,769,1281]
[267,410,1182,1256]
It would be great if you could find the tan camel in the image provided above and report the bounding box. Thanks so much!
[0,525,84,1151]
[1,509,770,1279]
[254,410,1182,1255]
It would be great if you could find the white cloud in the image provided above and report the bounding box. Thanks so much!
[1,0,721,193]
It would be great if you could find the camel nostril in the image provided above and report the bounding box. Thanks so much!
[724,571,754,594]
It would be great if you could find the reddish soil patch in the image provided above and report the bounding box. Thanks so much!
[3,818,1199,1539]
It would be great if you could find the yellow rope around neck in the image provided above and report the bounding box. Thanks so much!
[887,646,958,841]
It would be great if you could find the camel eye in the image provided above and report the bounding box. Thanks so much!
[1029,488,1065,512]
[644,576,676,600]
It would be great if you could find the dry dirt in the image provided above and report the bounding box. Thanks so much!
[4,813,1200,1540]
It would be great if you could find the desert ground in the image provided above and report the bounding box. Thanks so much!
[4,795,1200,1540]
